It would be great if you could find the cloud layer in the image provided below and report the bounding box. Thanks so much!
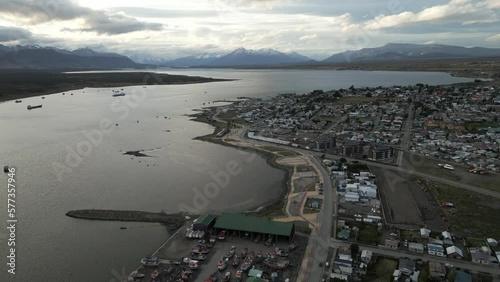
[0,0,498,59]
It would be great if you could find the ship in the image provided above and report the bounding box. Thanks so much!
[240,251,254,272]
[234,270,243,282]
[4,166,9,173]
[192,246,210,254]
[27,105,42,110]
[15,100,22,103]
[222,271,231,282]
[191,253,207,261]
[227,246,236,258]
[140,256,160,267]
[112,91,126,97]
[232,255,240,267]
[255,251,264,263]
[274,247,289,257]
[240,248,248,259]
[264,257,290,270]
[217,258,228,271]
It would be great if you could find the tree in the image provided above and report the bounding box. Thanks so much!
[365,92,372,97]
[350,243,360,258]
[339,157,347,164]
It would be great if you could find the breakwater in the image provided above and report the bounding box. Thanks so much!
[66,209,186,225]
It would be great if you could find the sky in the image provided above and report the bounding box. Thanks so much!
[0,0,499,60]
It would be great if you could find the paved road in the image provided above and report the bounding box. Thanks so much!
[330,239,500,276]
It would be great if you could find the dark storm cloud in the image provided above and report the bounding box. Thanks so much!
[0,0,163,34]
[0,26,33,42]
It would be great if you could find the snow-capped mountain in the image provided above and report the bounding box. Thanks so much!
[322,43,500,63]
[207,48,312,66]
[162,53,222,67]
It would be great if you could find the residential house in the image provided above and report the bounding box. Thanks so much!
[446,246,464,259]
[360,250,372,263]
[442,231,452,240]
[334,254,353,268]
[470,248,491,264]
[408,243,424,254]
[428,244,446,257]
[429,262,446,280]
[454,270,472,282]
[398,258,416,275]
[411,271,420,282]
[420,228,431,239]
[385,239,400,249]
[330,273,349,281]
[487,238,498,247]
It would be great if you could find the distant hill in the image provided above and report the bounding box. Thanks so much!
[162,53,222,67]
[205,48,313,66]
[0,44,141,69]
[322,43,500,63]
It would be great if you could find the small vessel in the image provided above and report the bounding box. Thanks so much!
[275,247,289,257]
[264,257,290,270]
[4,166,9,173]
[15,100,22,103]
[217,258,228,271]
[217,231,226,240]
[222,271,231,282]
[255,251,264,263]
[240,251,254,272]
[191,253,207,261]
[192,246,210,254]
[208,271,219,281]
[140,256,160,267]
[232,255,240,267]
[188,260,200,270]
[254,235,261,243]
[288,242,298,252]
[120,227,126,230]
[240,248,248,259]
[27,105,42,110]
[167,225,179,231]
[41,97,45,99]
[227,246,236,258]
[112,92,126,97]
[150,269,159,279]
[234,270,243,281]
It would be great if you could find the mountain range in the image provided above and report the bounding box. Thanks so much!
[0,43,499,70]
[0,44,140,69]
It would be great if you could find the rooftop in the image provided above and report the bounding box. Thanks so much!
[214,213,294,237]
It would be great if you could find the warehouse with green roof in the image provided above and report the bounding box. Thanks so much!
[193,214,216,231]
[214,213,295,243]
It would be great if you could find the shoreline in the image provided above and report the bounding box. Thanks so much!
[192,125,294,217]
[0,71,234,104]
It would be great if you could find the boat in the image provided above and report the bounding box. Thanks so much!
[188,260,200,270]
[191,253,207,261]
[217,231,226,240]
[15,100,22,103]
[240,248,248,259]
[254,235,261,243]
[275,247,289,257]
[209,271,219,281]
[288,242,298,252]
[227,246,236,258]
[234,270,243,282]
[4,166,9,173]
[255,251,264,263]
[191,246,210,254]
[140,256,160,267]
[120,227,126,230]
[134,273,145,278]
[167,225,179,231]
[240,251,254,272]
[112,92,126,97]
[222,271,231,282]
[264,257,290,270]
[232,255,240,267]
[150,269,159,279]
[27,105,42,110]
[217,258,228,271]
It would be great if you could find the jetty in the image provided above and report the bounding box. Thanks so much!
[66,209,186,225]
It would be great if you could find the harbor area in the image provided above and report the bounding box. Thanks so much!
[125,213,308,281]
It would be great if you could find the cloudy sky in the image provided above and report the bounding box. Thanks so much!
[0,0,499,60]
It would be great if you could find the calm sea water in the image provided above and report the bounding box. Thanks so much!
[0,69,473,282]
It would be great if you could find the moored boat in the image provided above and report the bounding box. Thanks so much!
[234,270,243,282]
[232,255,240,267]
[4,166,9,173]
[264,257,290,270]
[15,100,22,103]
[240,251,254,272]
[275,247,289,257]
[222,271,231,282]
[112,92,126,97]
[227,246,236,258]
[217,258,228,271]
[150,269,159,279]
[255,251,264,263]
[27,104,42,110]
[240,248,248,259]
[141,256,160,267]
[191,253,207,261]
[192,246,210,254]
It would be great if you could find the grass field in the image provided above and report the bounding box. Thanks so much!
[350,221,380,245]
[425,181,500,238]
[368,258,398,282]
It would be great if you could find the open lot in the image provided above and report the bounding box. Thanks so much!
[408,179,447,231]
[424,181,500,238]
[370,167,423,226]
[405,153,500,192]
